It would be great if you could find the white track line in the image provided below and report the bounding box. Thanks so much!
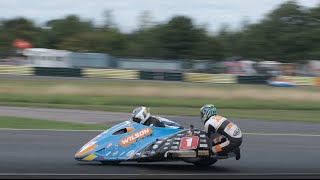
[0,128,320,137]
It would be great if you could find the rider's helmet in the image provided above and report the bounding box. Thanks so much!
[132,106,150,124]
[200,104,217,124]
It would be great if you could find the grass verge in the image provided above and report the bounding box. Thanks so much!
[0,116,108,130]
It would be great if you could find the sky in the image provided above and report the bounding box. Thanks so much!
[0,0,319,33]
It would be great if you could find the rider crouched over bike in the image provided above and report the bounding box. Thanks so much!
[200,104,242,160]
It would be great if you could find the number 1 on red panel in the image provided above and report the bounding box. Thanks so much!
[179,136,199,150]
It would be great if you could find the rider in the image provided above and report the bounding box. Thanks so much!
[200,104,242,160]
[132,106,166,128]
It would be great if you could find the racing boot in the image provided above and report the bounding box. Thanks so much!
[233,147,241,160]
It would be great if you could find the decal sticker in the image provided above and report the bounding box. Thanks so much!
[198,150,209,156]
[112,151,119,156]
[194,131,201,134]
[153,145,159,149]
[177,134,184,137]
[179,136,199,150]
[151,151,156,155]
[173,142,179,145]
[165,143,170,146]
[171,146,178,149]
[163,147,168,150]
[120,128,153,147]
[200,139,207,143]
[167,139,172,142]
[233,128,241,136]
[126,150,135,157]
[119,152,125,156]
[200,134,206,138]
[156,141,163,144]
[199,144,208,148]
[174,138,181,141]
[106,143,112,148]
[105,151,111,157]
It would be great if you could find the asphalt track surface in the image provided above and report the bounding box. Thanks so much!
[1,107,320,179]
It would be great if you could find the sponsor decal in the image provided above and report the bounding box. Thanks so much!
[174,138,181,141]
[187,130,193,137]
[177,134,184,137]
[167,139,172,142]
[151,151,156,155]
[120,128,152,147]
[165,143,170,146]
[199,144,208,148]
[194,131,201,134]
[152,145,159,149]
[198,150,210,156]
[135,153,141,156]
[105,151,111,157]
[200,134,206,138]
[126,150,135,157]
[200,139,207,143]
[179,136,199,150]
[112,151,119,156]
[106,143,112,148]
[163,147,168,150]
[156,141,163,144]
[233,128,240,136]
[171,146,178,149]
[173,142,179,145]
[119,151,125,157]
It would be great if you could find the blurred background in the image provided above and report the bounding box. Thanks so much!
[0,0,319,124]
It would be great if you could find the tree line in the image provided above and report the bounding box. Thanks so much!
[0,0,319,63]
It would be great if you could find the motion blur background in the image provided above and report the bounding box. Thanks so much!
[0,0,320,124]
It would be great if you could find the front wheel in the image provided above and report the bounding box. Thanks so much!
[100,161,121,165]
[192,159,217,167]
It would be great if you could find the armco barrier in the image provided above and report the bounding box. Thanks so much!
[34,67,82,77]
[0,65,33,75]
[278,76,315,86]
[237,75,271,84]
[184,73,236,83]
[140,71,183,81]
[83,68,139,79]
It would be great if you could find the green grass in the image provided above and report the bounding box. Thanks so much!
[0,116,108,130]
[0,77,319,122]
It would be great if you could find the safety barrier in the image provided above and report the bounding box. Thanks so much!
[237,75,271,84]
[0,65,319,86]
[140,71,183,81]
[34,67,82,77]
[82,68,139,80]
[278,76,316,86]
[0,65,32,75]
[184,73,236,83]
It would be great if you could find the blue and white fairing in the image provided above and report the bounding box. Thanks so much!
[75,121,184,162]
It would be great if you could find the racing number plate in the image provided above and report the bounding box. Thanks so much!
[179,136,199,150]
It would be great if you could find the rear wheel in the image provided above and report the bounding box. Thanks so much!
[100,161,121,165]
[192,159,217,167]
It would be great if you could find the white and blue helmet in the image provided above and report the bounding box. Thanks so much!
[200,104,217,124]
